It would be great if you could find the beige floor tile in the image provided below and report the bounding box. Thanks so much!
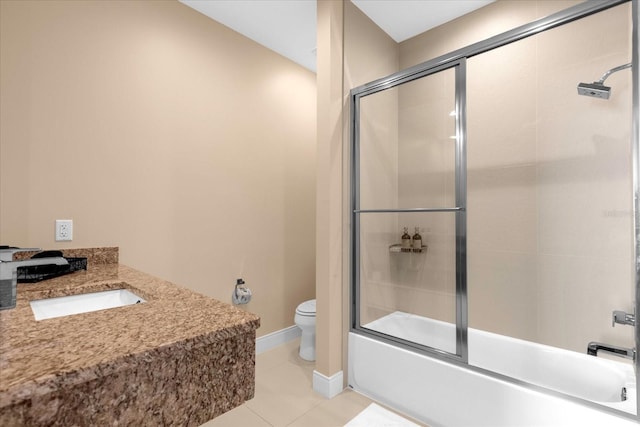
[202,339,430,427]
[286,389,373,427]
[246,358,325,426]
[200,405,271,427]
[257,338,302,371]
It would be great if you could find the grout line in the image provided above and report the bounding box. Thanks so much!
[246,406,275,427]
[282,396,327,427]
[256,338,302,371]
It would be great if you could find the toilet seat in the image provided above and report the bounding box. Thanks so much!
[296,299,316,316]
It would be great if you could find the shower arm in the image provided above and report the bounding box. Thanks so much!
[596,62,632,84]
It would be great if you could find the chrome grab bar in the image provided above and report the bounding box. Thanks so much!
[353,207,464,214]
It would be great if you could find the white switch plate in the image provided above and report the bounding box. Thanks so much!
[55,219,73,241]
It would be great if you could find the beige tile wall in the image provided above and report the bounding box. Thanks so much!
[531,3,633,351]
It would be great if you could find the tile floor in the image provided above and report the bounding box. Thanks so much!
[200,338,428,427]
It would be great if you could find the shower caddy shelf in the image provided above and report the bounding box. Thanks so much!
[389,244,428,254]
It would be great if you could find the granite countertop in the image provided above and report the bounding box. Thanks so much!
[0,248,260,423]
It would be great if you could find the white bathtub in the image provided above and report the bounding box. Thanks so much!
[349,311,638,427]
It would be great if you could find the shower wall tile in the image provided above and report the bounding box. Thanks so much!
[467,37,537,170]
[360,279,398,312]
[536,108,632,164]
[419,220,455,283]
[360,226,397,287]
[360,279,456,325]
[391,233,455,295]
[535,3,631,164]
[398,70,455,109]
[467,164,537,254]
[407,288,456,323]
[536,2,632,262]
[360,305,394,327]
[536,160,632,259]
[465,1,633,354]
[396,212,457,241]
[359,227,457,325]
[398,69,456,210]
[360,88,399,210]
[536,3,630,79]
[467,246,538,342]
[358,73,401,328]
[399,1,539,70]
[533,2,633,354]
[399,169,455,209]
[389,252,431,285]
[535,1,584,19]
[537,254,633,352]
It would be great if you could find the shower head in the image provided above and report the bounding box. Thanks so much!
[577,62,631,100]
[577,82,611,99]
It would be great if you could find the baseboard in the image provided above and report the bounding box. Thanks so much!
[256,325,301,354]
[313,369,344,399]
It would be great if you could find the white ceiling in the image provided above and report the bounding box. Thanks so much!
[180,0,495,73]
[352,1,494,43]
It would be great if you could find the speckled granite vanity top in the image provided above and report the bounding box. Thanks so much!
[0,247,260,426]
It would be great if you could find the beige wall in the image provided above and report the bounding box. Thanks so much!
[314,0,399,380]
[315,0,347,380]
[348,0,634,357]
[0,0,317,337]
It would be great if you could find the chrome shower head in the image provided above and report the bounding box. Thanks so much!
[577,62,631,100]
[577,82,611,99]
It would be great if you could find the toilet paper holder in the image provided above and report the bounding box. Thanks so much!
[232,278,252,305]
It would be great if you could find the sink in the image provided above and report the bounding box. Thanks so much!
[30,289,146,320]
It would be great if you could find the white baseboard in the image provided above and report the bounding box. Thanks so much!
[313,369,344,399]
[256,325,301,354]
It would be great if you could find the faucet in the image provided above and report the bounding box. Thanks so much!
[587,342,636,361]
[0,248,68,310]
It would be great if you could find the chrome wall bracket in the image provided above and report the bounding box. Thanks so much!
[612,310,636,327]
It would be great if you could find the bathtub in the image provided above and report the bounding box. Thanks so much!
[348,311,638,427]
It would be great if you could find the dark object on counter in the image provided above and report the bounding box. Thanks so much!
[17,255,87,283]
[31,250,64,259]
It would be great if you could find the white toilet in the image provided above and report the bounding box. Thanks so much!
[294,299,316,361]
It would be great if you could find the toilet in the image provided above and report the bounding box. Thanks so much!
[294,299,316,361]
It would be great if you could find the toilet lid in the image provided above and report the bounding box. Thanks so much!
[296,299,316,315]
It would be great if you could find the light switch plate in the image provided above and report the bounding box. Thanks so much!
[55,219,73,241]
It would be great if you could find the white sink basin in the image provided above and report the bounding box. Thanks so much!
[30,289,146,320]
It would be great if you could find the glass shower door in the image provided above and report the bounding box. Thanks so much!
[352,61,467,359]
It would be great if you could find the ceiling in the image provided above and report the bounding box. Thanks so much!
[180,0,495,73]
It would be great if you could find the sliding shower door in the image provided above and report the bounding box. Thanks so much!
[464,2,635,413]
[352,61,467,359]
[350,0,636,416]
